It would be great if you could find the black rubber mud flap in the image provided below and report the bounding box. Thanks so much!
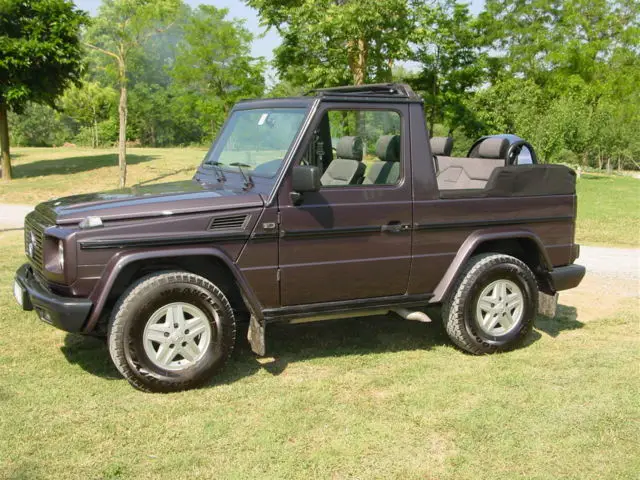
[248,314,266,356]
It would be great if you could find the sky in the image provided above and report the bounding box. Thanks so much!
[74,0,486,65]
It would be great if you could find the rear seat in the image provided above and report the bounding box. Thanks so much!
[430,136,453,156]
[436,137,508,190]
[363,135,400,185]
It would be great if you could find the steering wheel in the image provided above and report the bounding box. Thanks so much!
[506,140,537,165]
[252,159,282,176]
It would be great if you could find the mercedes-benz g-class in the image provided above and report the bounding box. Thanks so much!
[14,83,585,392]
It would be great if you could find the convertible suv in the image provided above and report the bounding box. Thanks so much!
[13,84,585,392]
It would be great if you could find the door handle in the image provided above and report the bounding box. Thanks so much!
[381,222,410,233]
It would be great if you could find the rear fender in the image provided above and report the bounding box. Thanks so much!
[429,228,552,303]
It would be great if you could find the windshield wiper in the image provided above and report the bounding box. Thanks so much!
[229,162,255,190]
[204,160,226,183]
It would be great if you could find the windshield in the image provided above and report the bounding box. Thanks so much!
[203,108,308,178]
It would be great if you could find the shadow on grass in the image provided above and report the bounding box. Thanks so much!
[534,304,583,337]
[60,310,450,384]
[60,305,583,387]
[580,174,610,181]
[61,335,121,380]
[12,153,158,179]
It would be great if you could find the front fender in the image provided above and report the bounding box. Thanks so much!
[83,247,263,332]
[429,228,552,303]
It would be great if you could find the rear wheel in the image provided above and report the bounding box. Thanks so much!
[108,271,236,392]
[442,253,538,354]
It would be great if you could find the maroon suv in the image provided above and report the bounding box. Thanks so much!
[13,84,585,392]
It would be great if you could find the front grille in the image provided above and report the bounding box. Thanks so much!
[24,211,51,276]
[209,214,249,230]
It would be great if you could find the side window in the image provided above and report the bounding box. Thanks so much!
[303,109,402,187]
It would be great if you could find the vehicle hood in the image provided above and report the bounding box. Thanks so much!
[37,180,264,226]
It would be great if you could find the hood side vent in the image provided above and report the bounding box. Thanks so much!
[209,214,250,231]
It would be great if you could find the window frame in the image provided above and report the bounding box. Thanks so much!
[300,105,406,190]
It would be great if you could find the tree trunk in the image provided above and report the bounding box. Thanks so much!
[0,103,12,181]
[348,38,368,86]
[94,117,99,148]
[118,67,128,188]
[91,105,98,148]
[428,46,440,137]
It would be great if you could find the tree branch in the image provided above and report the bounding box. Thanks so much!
[84,42,121,61]
[142,20,177,42]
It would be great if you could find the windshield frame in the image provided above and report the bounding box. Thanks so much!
[200,101,314,180]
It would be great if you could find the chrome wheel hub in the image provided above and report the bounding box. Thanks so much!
[142,302,213,371]
[475,279,524,336]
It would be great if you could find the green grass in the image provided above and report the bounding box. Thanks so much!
[576,174,640,247]
[0,147,206,204]
[0,230,638,479]
[1,149,639,247]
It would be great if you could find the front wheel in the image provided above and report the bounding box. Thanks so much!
[108,271,236,392]
[442,253,538,355]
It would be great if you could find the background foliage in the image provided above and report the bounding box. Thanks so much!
[6,0,640,169]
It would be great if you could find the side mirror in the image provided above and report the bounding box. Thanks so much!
[291,165,321,205]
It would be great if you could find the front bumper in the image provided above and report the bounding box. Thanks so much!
[550,264,586,291]
[14,263,92,333]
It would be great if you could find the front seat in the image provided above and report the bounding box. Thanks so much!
[363,135,401,185]
[321,136,366,186]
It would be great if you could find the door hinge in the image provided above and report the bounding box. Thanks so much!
[276,268,281,282]
[277,211,282,225]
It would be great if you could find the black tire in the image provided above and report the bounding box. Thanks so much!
[108,271,236,392]
[442,253,538,355]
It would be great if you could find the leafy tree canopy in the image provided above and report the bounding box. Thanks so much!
[0,0,88,111]
[247,0,414,86]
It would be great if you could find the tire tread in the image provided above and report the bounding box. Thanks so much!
[442,253,537,355]
[108,271,236,393]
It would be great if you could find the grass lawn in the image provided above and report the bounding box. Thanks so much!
[1,148,638,246]
[575,174,640,247]
[0,147,206,205]
[0,230,638,479]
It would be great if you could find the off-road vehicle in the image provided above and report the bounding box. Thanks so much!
[14,84,585,392]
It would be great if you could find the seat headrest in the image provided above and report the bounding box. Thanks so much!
[376,135,400,162]
[336,136,363,161]
[478,137,509,159]
[430,136,453,156]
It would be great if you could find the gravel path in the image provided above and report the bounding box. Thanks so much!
[0,204,33,230]
[1,203,638,281]
[579,246,640,280]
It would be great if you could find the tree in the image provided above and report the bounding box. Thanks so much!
[85,0,182,187]
[172,5,265,139]
[61,81,116,148]
[411,0,485,136]
[0,0,87,180]
[247,0,414,87]
[475,0,640,166]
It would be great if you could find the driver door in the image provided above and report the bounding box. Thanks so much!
[277,104,412,306]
